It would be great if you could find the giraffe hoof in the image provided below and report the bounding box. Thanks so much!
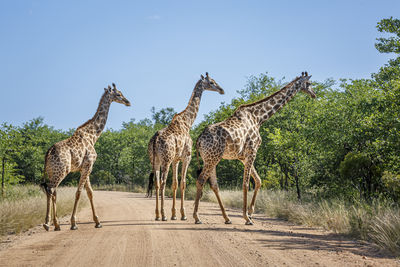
[95,223,102,228]
[43,224,50,231]
[54,226,61,231]
[155,217,161,221]
[245,221,254,225]
[195,220,203,224]
[162,216,168,221]
[70,225,78,230]
[225,220,232,224]
[181,216,187,221]
[171,216,177,220]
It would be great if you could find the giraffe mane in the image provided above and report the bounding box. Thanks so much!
[76,90,109,130]
[173,79,203,118]
[237,76,301,109]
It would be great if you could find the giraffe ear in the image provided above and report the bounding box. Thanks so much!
[200,74,205,80]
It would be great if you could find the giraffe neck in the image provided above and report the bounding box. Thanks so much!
[172,80,204,131]
[243,80,300,126]
[77,92,112,144]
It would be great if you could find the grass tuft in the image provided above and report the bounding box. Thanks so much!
[369,210,400,256]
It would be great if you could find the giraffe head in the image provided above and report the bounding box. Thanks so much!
[297,72,316,98]
[104,83,131,106]
[200,72,225,95]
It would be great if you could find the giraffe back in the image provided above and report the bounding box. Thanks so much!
[197,111,261,162]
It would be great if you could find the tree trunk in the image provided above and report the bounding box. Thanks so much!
[293,158,301,201]
[2,157,5,198]
[294,173,301,201]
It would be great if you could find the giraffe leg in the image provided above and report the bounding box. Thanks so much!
[171,162,179,220]
[85,179,102,228]
[160,175,167,221]
[70,182,85,230]
[52,190,61,231]
[242,161,254,225]
[155,170,161,220]
[180,156,190,220]
[209,170,231,224]
[193,167,211,224]
[43,192,51,231]
[71,165,92,230]
[160,164,170,221]
[193,180,205,224]
[248,165,262,219]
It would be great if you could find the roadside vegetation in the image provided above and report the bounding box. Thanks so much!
[1,18,400,255]
[0,185,86,238]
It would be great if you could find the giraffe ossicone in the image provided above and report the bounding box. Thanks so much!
[193,72,315,225]
[41,83,130,231]
[148,73,224,221]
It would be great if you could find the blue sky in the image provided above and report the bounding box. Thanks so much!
[0,0,398,130]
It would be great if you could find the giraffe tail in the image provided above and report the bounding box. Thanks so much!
[195,140,210,200]
[195,140,202,178]
[40,182,52,196]
[147,131,159,196]
[146,173,154,197]
[40,147,52,196]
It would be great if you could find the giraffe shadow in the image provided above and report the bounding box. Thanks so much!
[103,222,194,227]
[153,226,394,259]
[199,213,243,219]
[204,213,295,228]
[59,219,194,227]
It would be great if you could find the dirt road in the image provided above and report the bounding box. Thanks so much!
[0,191,398,266]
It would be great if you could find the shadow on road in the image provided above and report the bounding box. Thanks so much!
[152,226,393,260]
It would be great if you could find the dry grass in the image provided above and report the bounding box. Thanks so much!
[201,188,400,255]
[369,210,400,256]
[0,185,87,237]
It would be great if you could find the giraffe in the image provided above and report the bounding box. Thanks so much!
[40,83,131,231]
[148,73,225,221]
[193,72,316,225]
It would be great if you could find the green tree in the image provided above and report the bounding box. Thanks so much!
[151,107,176,125]
[373,17,400,173]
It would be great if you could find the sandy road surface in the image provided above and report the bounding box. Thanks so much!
[0,191,398,267]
